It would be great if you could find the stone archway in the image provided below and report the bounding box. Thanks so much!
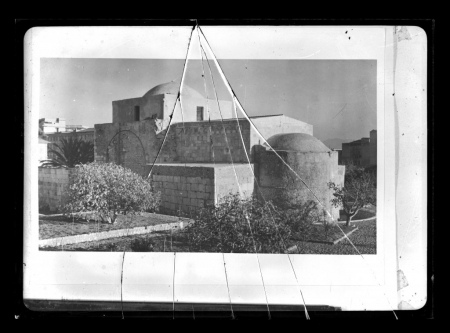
[106,130,147,176]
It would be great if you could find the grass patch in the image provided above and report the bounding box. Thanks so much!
[339,207,376,222]
[289,219,376,254]
[41,230,190,252]
[293,224,357,244]
[39,212,188,240]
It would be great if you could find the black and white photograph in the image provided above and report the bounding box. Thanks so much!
[37,29,377,254]
[23,24,428,313]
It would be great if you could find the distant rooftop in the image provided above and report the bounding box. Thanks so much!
[46,127,94,134]
[249,114,284,119]
[171,114,292,125]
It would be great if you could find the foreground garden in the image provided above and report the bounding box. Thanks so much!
[40,218,376,254]
[39,162,376,254]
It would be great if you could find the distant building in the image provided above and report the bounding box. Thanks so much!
[333,148,342,165]
[341,130,377,167]
[39,118,66,133]
[370,129,377,166]
[38,137,50,163]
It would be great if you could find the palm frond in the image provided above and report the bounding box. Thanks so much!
[46,137,94,168]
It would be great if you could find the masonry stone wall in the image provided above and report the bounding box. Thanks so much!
[94,119,175,176]
[94,115,314,179]
[255,149,341,221]
[171,120,251,163]
[214,164,254,202]
[38,167,72,212]
[147,165,216,216]
[145,163,254,217]
[95,118,254,177]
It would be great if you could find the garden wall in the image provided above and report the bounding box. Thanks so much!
[146,163,254,217]
[38,167,73,212]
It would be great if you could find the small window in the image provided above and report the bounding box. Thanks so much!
[196,106,204,121]
[134,106,140,121]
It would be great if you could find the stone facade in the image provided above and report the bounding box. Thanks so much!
[95,116,313,177]
[254,133,345,221]
[38,167,72,212]
[145,163,254,216]
[90,81,337,218]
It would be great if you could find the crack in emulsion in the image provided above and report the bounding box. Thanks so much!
[199,26,310,319]
[198,33,272,319]
[146,25,196,179]
[173,252,176,319]
[117,24,397,319]
[196,26,235,319]
[120,251,125,319]
[198,26,400,318]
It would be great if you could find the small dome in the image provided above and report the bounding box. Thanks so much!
[143,81,204,99]
[266,133,331,152]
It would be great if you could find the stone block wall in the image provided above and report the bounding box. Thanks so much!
[214,164,254,202]
[255,149,341,221]
[171,120,251,163]
[146,163,255,216]
[93,115,314,179]
[95,119,176,176]
[38,167,72,212]
[95,118,254,178]
[148,165,216,216]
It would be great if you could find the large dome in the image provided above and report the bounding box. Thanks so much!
[143,81,204,99]
[266,133,330,153]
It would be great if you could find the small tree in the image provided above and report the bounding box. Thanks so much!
[186,193,318,253]
[328,164,376,227]
[41,137,94,169]
[62,162,161,223]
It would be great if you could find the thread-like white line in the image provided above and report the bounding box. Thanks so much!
[231,98,310,319]
[146,26,195,179]
[199,33,271,319]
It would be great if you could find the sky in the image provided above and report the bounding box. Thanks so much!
[40,58,376,142]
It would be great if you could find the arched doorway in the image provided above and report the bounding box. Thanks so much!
[106,130,147,176]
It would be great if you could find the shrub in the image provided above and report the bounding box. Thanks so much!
[186,193,319,253]
[328,164,376,227]
[129,237,155,252]
[62,162,161,223]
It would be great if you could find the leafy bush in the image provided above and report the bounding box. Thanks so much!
[62,162,161,223]
[186,193,320,253]
[328,164,376,227]
[129,237,155,252]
